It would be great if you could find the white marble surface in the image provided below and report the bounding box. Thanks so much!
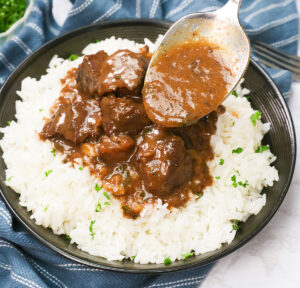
[51,1,300,286]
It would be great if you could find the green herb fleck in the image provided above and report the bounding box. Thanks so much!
[0,0,27,33]
[7,121,11,125]
[143,127,152,135]
[238,180,249,188]
[232,147,243,154]
[198,192,203,199]
[89,220,96,239]
[255,145,269,153]
[68,54,79,61]
[65,234,72,241]
[164,258,172,265]
[250,111,261,126]
[95,184,101,192]
[95,201,102,212]
[215,176,220,180]
[92,40,100,43]
[182,252,194,260]
[219,158,224,165]
[246,95,251,101]
[131,255,136,260]
[114,75,121,80]
[104,201,110,206]
[232,220,239,231]
[7,176,12,181]
[52,54,58,59]
[51,148,56,157]
[103,191,110,200]
[79,167,83,171]
[231,121,235,127]
[43,205,49,212]
[54,64,57,68]
[45,170,53,177]
[231,175,238,188]
[39,108,43,112]
[232,91,238,97]
[236,170,240,176]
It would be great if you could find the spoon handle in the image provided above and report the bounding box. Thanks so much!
[218,0,242,19]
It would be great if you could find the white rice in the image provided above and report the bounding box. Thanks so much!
[0,37,279,264]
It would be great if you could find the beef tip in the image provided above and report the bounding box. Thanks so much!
[98,49,148,97]
[76,50,108,96]
[136,126,192,197]
[99,134,135,163]
[41,95,102,144]
[100,95,151,136]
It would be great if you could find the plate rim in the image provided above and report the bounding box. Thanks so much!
[0,19,297,274]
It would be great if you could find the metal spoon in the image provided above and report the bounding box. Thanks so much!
[144,0,250,126]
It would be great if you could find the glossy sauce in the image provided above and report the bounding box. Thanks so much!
[40,47,224,219]
[143,41,231,127]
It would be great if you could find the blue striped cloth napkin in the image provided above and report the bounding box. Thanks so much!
[0,1,298,287]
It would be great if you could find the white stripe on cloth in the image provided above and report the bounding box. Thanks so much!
[272,34,299,48]
[0,53,15,71]
[0,211,12,226]
[199,5,220,12]
[245,0,294,22]
[28,259,67,288]
[150,0,160,18]
[68,0,94,17]
[41,0,60,35]
[164,279,205,288]
[26,23,45,39]
[0,259,43,288]
[165,0,194,18]
[271,70,289,79]
[32,6,43,16]
[144,275,207,288]
[11,36,32,55]
[92,0,122,23]
[240,0,262,13]
[246,13,298,34]
[55,262,103,272]
[136,0,141,18]
[0,77,4,85]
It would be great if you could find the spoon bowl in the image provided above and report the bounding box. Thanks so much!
[144,0,250,125]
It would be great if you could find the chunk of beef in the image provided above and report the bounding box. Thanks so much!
[41,95,102,144]
[100,95,151,136]
[136,126,192,197]
[99,134,135,163]
[76,50,108,96]
[98,49,148,97]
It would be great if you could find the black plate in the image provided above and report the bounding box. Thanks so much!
[0,19,296,273]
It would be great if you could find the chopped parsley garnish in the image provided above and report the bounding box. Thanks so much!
[89,220,96,239]
[45,170,53,177]
[182,252,194,260]
[215,176,220,180]
[51,148,56,157]
[114,75,121,80]
[164,258,172,265]
[231,175,238,188]
[232,220,240,231]
[43,205,49,212]
[131,256,136,260]
[231,121,235,127]
[104,201,110,206]
[143,127,152,135]
[65,234,72,241]
[7,121,11,125]
[236,170,240,176]
[250,111,261,126]
[255,145,269,153]
[232,91,238,97]
[39,108,43,112]
[198,192,203,199]
[54,64,57,68]
[52,54,58,59]
[78,167,83,171]
[92,39,100,43]
[68,54,79,61]
[7,176,12,181]
[219,158,224,165]
[246,95,251,101]
[238,180,249,188]
[103,191,110,200]
[95,201,102,212]
[95,184,101,192]
[232,147,243,154]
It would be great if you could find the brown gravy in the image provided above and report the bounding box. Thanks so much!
[143,41,230,127]
[40,47,224,219]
